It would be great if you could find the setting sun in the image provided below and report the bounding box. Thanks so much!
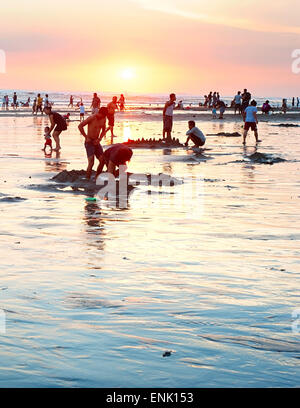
[121,68,135,80]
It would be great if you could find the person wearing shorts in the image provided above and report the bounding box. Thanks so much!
[96,143,133,178]
[185,120,206,147]
[44,106,68,151]
[163,93,176,141]
[243,100,261,144]
[78,107,108,179]
[105,96,118,139]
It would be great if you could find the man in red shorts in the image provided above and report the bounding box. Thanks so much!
[243,100,261,145]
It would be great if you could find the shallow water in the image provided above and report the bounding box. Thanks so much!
[0,114,299,387]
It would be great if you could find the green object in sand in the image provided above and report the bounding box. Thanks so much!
[85,197,97,202]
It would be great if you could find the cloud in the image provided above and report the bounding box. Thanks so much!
[132,0,300,35]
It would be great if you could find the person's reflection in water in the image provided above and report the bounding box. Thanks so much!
[242,144,257,185]
[83,202,106,251]
[44,150,68,172]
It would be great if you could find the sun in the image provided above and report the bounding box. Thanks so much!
[121,68,135,80]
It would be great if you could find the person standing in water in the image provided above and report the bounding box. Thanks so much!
[68,95,74,108]
[118,94,125,111]
[44,106,68,151]
[13,92,17,110]
[243,100,261,145]
[79,102,85,122]
[105,96,119,139]
[91,93,101,114]
[234,91,242,114]
[78,107,108,180]
[36,93,43,115]
[163,93,176,141]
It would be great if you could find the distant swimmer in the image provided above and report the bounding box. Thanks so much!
[163,93,176,142]
[184,121,206,148]
[44,106,68,151]
[42,126,52,152]
[78,107,108,179]
[96,143,133,178]
[243,100,261,145]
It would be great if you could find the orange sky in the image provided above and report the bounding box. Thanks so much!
[0,0,300,96]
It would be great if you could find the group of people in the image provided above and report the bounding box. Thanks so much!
[163,92,261,147]
[42,94,132,179]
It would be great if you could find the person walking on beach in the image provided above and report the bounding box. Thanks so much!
[184,121,206,148]
[105,96,119,139]
[78,107,108,179]
[96,143,133,178]
[163,93,176,141]
[243,100,260,145]
[118,94,125,111]
[36,93,43,114]
[241,89,251,112]
[44,106,68,151]
[91,93,101,114]
[234,91,242,114]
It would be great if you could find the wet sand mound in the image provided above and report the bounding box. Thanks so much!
[272,123,299,127]
[0,196,27,203]
[38,169,185,196]
[123,137,184,148]
[207,132,241,137]
[248,152,286,164]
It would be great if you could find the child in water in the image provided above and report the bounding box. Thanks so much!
[43,126,52,152]
[212,106,217,119]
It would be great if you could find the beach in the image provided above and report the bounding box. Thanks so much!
[0,104,299,387]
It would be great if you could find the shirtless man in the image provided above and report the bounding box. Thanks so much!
[105,96,119,139]
[96,143,133,178]
[78,107,108,179]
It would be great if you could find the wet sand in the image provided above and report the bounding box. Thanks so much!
[0,113,299,387]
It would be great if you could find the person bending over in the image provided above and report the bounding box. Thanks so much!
[96,143,133,178]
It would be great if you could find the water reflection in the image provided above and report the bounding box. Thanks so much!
[83,202,106,251]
